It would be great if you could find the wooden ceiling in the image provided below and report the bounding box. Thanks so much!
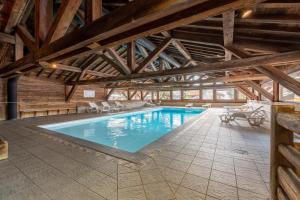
[0,0,299,101]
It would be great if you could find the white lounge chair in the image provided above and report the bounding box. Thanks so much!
[219,106,266,126]
[88,102,101,113]
[202,103,211,108]
[145,100,155,107]
[115,101,127,110]
[101,101,120,112]
[185,103,194,108]
[224,104,252,112]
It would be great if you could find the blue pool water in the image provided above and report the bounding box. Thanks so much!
[40,107,204,153]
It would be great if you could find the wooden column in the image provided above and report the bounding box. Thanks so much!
[273,81,280,102]
[270,105,295,200]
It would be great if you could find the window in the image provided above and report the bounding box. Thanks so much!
[280,86,300,102]
[152,92,158,100]
[183,90,200,99]
[130,91,141,100]
[172,90,181,100]
[280,70,300,102]
[159,91,171,100]
[108,91,127,100]
[216,88,235,100]
[143,92,152,100]
[237,90,247,100]
[202,89,213,100]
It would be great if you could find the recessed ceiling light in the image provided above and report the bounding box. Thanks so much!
[52,63,57,68]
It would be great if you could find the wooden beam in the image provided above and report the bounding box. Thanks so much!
[223,11,235,61]
[85,0,102,24]
[129,91,138,100]
[44,0,81,44]
[229,46,300,97]
[106,88,115,100]
[246,80,274,101]
[127,41,136,71]
[16,25,35,52]
[39,61,113,77]
[134,37,172,73]
[107,48,131,75]
[236,85,258,100]
[71,51,300,85]
[35,0,40,49]
[105,74,269,89]
[0,32,15,44]
[15,33,24,60]
[273,81,279,102]
[39,0,53,42]
[101,53,128,75]
[4,0,28,33]
[0,0,266,77]
[115,82,248,91]
[162,31,196,66]
[256,65,300,97]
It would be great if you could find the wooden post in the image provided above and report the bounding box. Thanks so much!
[270,105,295,200]
[273,81,280,102]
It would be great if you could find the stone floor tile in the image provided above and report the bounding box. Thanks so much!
[118,172,142,188]
[192,157,213,168]
[175,153,195,163]
[181,173,208,194]
[235,167,263,181]
[238,188,270,200]
[207,181,238,200]
[118,186,146,200]
[161,168,185,185]
[187,164,211,179]
[159,150,178,159]
[153,155,172,167]
[168,159,190,172]
[236,176,268,195]
[144,182,175,200]
[175,186,206,200]
[212,161,235,174]
[140,168,164,184]
[210,170,236,187]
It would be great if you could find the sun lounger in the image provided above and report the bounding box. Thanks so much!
[219,106,266,126]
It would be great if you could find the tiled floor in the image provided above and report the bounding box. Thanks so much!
[0,108,271,200]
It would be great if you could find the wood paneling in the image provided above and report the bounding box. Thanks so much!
[17,76,106,118]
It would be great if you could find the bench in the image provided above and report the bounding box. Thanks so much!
[0,139,8,160]
[19,103,77,118]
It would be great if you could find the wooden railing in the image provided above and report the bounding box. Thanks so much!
[271,105,300,200]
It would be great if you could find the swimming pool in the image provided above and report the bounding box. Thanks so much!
[40,107,204,153]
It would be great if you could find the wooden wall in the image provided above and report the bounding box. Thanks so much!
[14,76,106,119]
[18,76,106,103]
[0,79,6,120]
